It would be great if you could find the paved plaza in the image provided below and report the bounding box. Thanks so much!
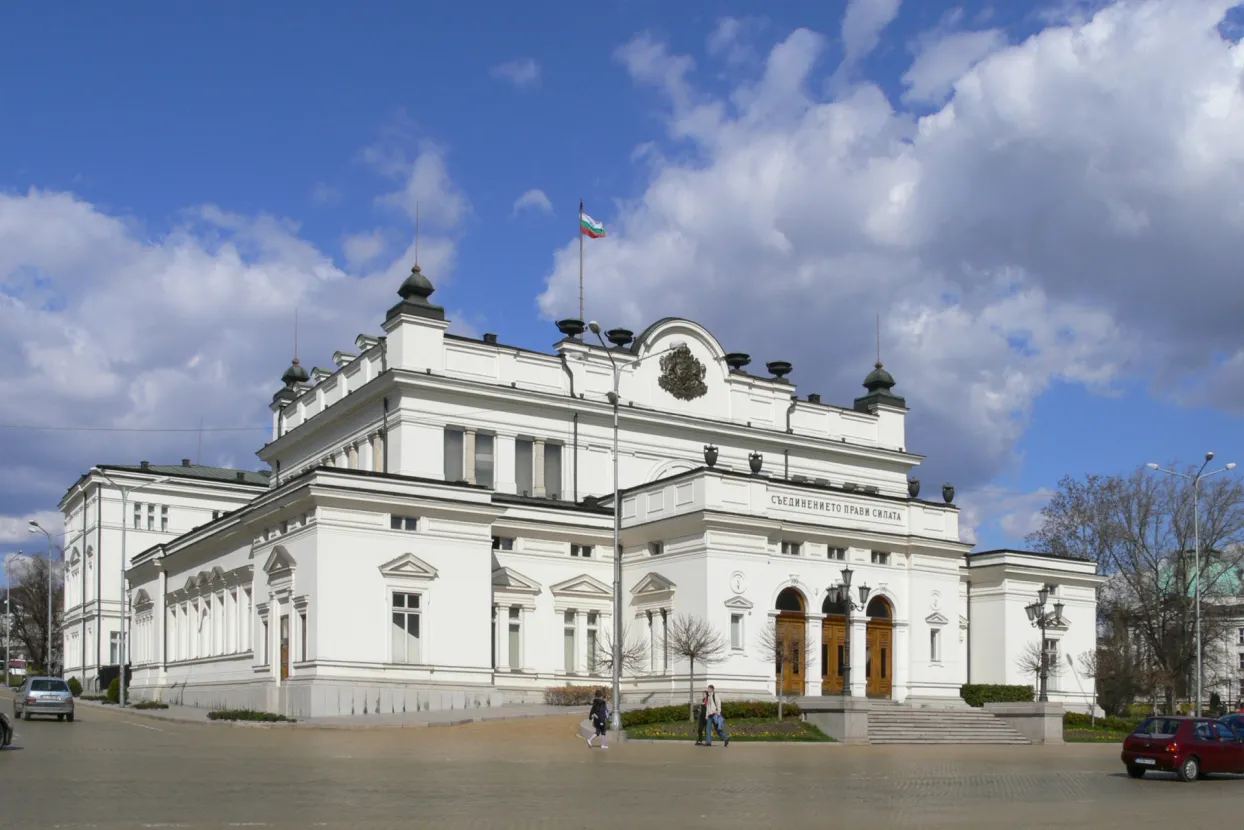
[1,697,1240,829]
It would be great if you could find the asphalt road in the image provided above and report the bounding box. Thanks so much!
[2,695,1241,829]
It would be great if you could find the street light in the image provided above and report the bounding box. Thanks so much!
[1025,584,1063,703]
[827,566,871,697]
[586,321,672,733]
[1146,452,1237,717]
[90,468,172,706]
[4,551,30,687]
[26,523,56,674]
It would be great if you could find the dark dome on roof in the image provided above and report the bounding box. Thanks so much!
[863,362,896,393]
[398,263,435,300]
[281,358,310,387]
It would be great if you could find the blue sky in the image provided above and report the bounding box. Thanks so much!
[2,0,1243,565]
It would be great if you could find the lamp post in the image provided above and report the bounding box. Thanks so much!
[585,322,672,732]
[828,566,871,697]
[4,551,30,687]
[26,524,56,674]
[89,469,172,706]
[1147,453,1236,717]
[1025,585,1063,703]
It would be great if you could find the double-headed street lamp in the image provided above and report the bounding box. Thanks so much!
[827,566,871,697]
[90,468,172,706]
[4,551,30,686]
[1146,452,1236,717]
[26,524,57,673]
[1025,585,1064,703]
[585,322,672,733]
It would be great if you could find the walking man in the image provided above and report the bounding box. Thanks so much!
[703,684,729,747]
[587,689,610,749]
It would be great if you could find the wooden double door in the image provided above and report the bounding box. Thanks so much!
[820,616,893,698]
[776,614,805,696]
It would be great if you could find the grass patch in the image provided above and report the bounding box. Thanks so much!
[626,717,833,742]
[207,709,295,723]
[1064,728,1128,743]
[80,695,115,704]
[132,700,169,710]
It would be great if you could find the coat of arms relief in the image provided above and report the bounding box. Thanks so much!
[658,343,708,401]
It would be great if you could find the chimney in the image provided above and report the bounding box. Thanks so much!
[140,460,150,470]
[808,393,821,404]
[182,459,191,467]
[483,333,498,344]
[236,471,246,482]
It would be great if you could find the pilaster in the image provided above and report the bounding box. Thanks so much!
[533,439,547,497]
[805,613,825,696]
[464,428,477,485]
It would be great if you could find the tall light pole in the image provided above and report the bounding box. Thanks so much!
[1025,585,1063,703]
[586,322,671,732]
[90,469,172,706]
[4,551,30,687]
[1147,453,1236,717]
[26,524,56,673]
[828,567,870,697]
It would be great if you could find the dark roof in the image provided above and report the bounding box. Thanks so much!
[99,463,271,487]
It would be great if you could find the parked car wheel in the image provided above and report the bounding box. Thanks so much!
[1178,756,1200,782]
[1126,766,1145,779]
[22,710,31,722]
[67,712,74,723]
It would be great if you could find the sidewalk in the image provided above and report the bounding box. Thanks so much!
[75,697,572,730]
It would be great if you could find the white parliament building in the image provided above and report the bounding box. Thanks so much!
[57,263,1103,717]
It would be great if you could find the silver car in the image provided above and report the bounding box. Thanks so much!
[13,677,75,722]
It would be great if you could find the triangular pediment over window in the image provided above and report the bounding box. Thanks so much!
[631,572,676,597]
[132,588,152,607]
[379,552,439,581]
[925,611,949,626]
[263,545,296,575]
[724,596,754,610]
[551,574,612,598]
[492,567,542,595]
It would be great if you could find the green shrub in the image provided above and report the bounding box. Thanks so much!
[620,700,799,728]
[542,685,608,706]
[67,678,82,698]
[960,684,1035,707]
[106,677,120,704]
[1064,712,1140,733]
[7,675,22,688]
[207,709,294,722]
[132,700,169,710]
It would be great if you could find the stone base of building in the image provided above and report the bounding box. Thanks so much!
[983,701,1065,744]
[794,696,873,743]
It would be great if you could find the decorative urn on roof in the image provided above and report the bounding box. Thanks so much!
[908,479,920,499]
[748,452,763,474]
[942,483,955,504]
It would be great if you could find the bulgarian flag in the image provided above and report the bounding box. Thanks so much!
[580,210,606,239]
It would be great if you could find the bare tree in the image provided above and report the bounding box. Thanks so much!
[1028,467,1244,712]
[7,555,63,673]
[590,623,649,677]
[666,614,728,720]
[758,620,817,720]
[1014,640,1062,692]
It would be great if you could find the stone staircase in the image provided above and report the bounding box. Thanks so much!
[867,704,1031,745]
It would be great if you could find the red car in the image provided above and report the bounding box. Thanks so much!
[1121,716,1244,781]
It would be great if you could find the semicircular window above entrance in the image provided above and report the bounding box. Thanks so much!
[865,596,892,619]
[775,587,806,613]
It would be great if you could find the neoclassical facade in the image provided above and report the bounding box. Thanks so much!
[62,262,1102,716]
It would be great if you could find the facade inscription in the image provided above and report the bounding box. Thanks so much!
[769,493,904,524]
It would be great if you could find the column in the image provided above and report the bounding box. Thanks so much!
[893,621,910,703]
[805,613,824,696]
[464,429,478,485]
[520,606,532,672]
[158,569,168,670]
[533,439,546,497]
[850,618,868,697]
[496,605,509,672]
[575,611,588,674]
[494,434,517,494]
[661,610,670,673]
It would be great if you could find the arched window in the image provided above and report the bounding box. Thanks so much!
[775,587,805,613]
[822,593,848,616]
[865,596,892,619]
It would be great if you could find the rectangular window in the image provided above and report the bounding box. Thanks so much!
[147,503,155,531]
[648,542,664,556]
[299,612,307,663]
[390,515,418,531]
[828,547,846,561]
[587,612,598,674]
[391,592,421,663]
[160,505,169,532]
[571,544,593,558]
[262,618,269,665]
[730,614,743,650]
[508,607,521,670]
[443,428,465,482]
[476,433,495,489]
[544,443,563,499]
[109,631,121,665]
[563,610,576,673]
[133,503,141,529]
[515,439,534,496]
[930,629,941,662]
[1239,653,1244,670]
[871,551,890,565]
[1238,628,1244,645]
[781,541,801,556]
[492,536,515,551]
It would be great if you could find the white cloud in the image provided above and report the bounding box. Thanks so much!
[902,28,1008,105]
[342,229,388,270]
[841,0,903,67]
[310,182,341,206]
[512,189,553,216]
[0,510,64,546]
[540,1,1244,496]
[490,58,541,90]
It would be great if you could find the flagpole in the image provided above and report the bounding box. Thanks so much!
[578,199,585,322]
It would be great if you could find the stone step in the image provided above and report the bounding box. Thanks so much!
[866,706,1030,745]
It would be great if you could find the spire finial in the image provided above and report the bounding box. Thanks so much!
[294,306,300,363]
[414,201,420,269]
[876,312,881,367]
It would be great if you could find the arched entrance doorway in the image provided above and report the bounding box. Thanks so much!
[775,588,806,696]
[865,596,894,699]
[821,593,847,695]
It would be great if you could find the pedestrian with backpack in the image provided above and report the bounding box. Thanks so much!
[703,684,729,747]
[587,689,610,749]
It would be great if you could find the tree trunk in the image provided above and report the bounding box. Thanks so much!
[688,656,696,722]
[776,656,783,720]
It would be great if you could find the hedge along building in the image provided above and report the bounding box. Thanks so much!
[101,261,1101,717]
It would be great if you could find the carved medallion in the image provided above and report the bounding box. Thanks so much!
[658,343,708,401]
